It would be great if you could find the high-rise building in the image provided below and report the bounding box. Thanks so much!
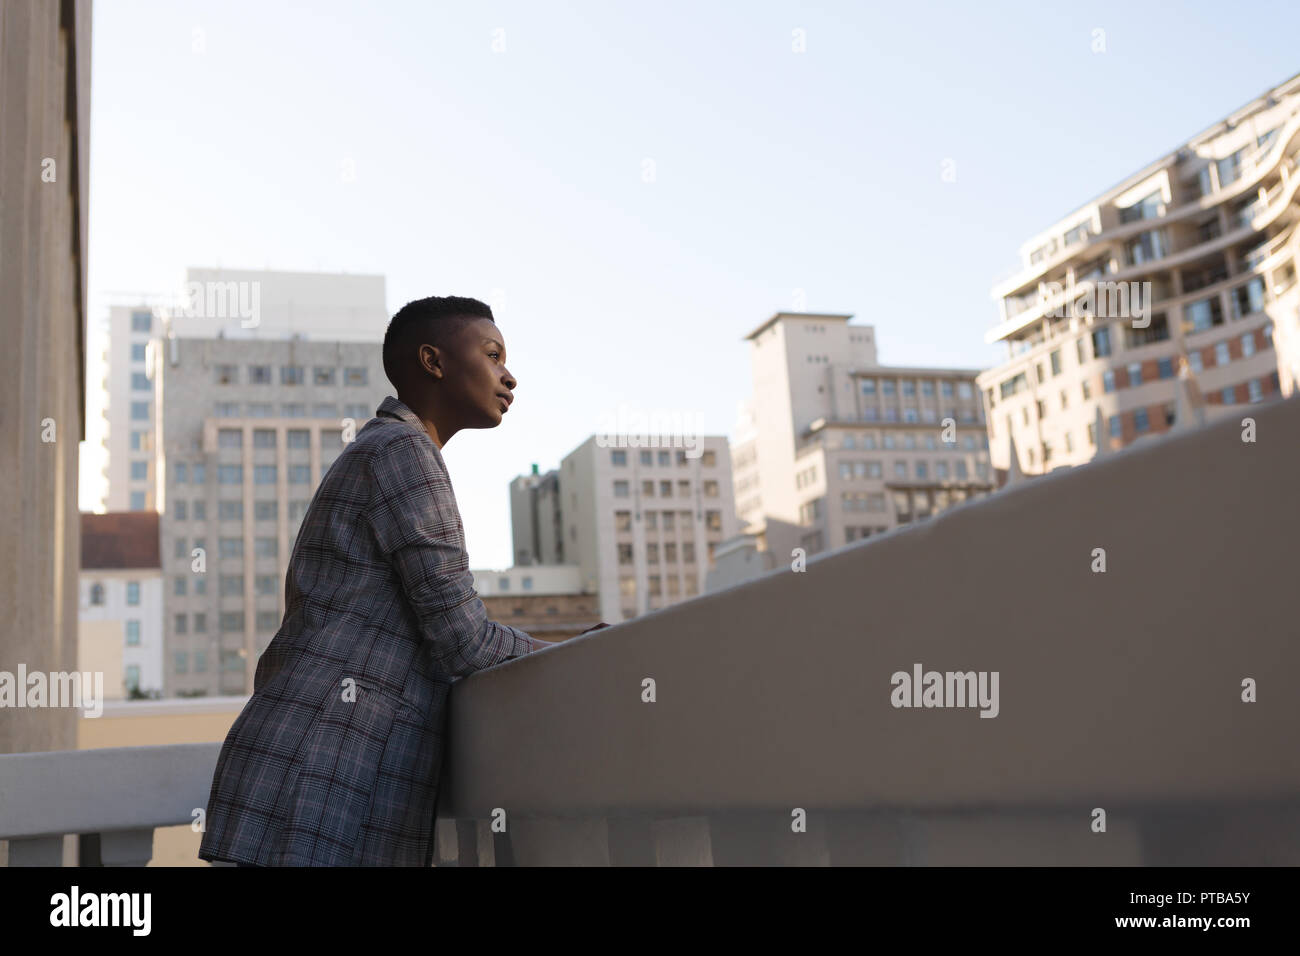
[512,437,739,623]
[148,268,390,696]
[98,303,164,512]
[733,313,993,561]
[979,72,1300,473]
[94,269,390,514]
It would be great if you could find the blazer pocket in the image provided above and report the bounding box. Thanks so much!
[280,680,403,865]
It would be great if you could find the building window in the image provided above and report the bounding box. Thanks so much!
[611,450,627,466]
[131,342,147,362]
[1128,362,1142,387]
[280,365,304,385]
[215,364,237,385]
[705,510,721,531]
[1157,357,1174,379]
[130,461,148,480]
[255,537,278,557]
[647,543,659,564]
[1125,229,1167,266]
[1184,295,1224,333]
[174,576,187,596]
[219,537,243,558]
[344,367,368,386]
[288,465,310,484]
[131,401,150,421]
[1091,327,1112,358]
[615,510,631,532]
[1188,350,1203,373]
[613,480,629,497]
[1102,370,1116,393]
[1240,333,1255,358]
[175,613,188,634]
[1214,342,1231,367]
[881,380,896,396]
[1248,379,1263,402]
[122,620,140,647]
[254,465,277,484]
[249,365,272,385]
[1134,408,1150,433]
[660,480,672,497]
[131,311,152,332]
[219,500,243,521]
[130,491,146,510]
[1221,386,1235,404]
[1109,415,1122,439]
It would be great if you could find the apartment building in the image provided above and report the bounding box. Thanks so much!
[126,270,389,696]
[79,512,164,698]
[96,304,164,511]
[512,437,739,624]
[733,313,993,561]
[154,334,390,695]
[93,269,390,513]
[980,72,1300,473]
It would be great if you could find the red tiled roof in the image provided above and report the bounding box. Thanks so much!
[81,511,161,569]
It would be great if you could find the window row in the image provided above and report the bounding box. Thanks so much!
[838,458,976,481]
[859,378,974,399]
[617,541,699,565]
[840,432,986,451]
[212,364,370,386]
[168,499,311,522]
[212,402,372,419]
[612,479,719,498]
[608,449,718,468]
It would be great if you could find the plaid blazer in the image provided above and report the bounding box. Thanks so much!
[199,396,544,866]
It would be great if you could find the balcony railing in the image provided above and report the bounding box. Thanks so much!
[4,397,1300,865]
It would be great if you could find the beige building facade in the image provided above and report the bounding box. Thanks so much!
[980,72,1300,473]
[733,313,993,561]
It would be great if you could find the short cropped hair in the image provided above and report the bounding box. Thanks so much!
[382,296,495,388]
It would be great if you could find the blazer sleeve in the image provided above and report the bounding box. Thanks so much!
[362,430,545,678]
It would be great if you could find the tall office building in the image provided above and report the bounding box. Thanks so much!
[95,269,390,513]
[979,72,1300,474]
[733,313,993,561]
[512,437,739,624]
[150,268,390,696]
[98,303,164,512]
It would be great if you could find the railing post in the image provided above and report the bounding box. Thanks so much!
[507,817,610,866]
[99,828,156,866]
[7,835,65,866]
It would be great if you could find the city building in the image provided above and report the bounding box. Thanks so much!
[471,566,600,643]
[79,512,164,698]
[92,269,389,513]
[150,269,391,696]
[733,313,993,562]
[512,437,739,624]
[97,303,163,511]
[980,71,1300,473]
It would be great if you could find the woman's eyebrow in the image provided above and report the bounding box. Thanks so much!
[483,336,505,355]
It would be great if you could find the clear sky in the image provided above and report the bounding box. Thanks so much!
[81,0,1300,567]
